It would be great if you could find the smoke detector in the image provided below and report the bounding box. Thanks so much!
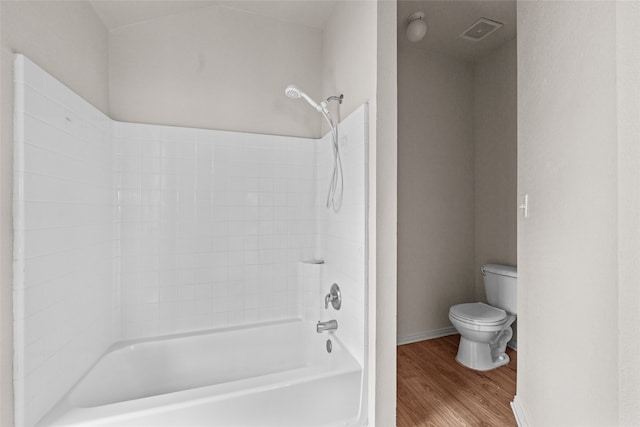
[459,18,503,42]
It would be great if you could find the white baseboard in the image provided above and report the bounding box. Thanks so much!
[511,395,530,427]
[397,327,457,346]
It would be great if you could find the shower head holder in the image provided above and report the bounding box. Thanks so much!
[326,94,344,104]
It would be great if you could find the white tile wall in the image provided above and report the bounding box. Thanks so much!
[114,124,317,339]
[310,105,368,368]
[300,260,324,321]
[14,53,368,426]
[13,55,115,427]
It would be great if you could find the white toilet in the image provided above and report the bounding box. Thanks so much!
[449,264,517,371]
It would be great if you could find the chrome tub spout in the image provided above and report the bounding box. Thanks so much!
[316,320,338,333]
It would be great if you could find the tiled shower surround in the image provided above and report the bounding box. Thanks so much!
[114,123,316,338]
[14,55,366,426]
[13,56,115,427]
[307,107,368,368]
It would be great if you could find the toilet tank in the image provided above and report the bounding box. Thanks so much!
[482,264,517,314]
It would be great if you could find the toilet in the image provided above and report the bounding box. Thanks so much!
[449,264,517,371]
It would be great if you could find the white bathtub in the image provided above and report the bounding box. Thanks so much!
[38,320,364,427]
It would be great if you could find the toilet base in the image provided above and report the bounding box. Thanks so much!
[456,336,511,371]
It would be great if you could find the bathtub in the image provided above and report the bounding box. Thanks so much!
[38,319,364,427]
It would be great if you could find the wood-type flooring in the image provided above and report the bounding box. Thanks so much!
[397,334,517,427]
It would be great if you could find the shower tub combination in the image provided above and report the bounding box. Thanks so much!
[40,320,363,427]
[15,55,367,427]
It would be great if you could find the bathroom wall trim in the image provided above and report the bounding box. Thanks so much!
[396,327,457,346]
[510,395,531,427]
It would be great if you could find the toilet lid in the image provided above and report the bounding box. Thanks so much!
[450,302,507,324]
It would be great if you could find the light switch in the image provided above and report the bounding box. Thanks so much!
[519,194,529,218]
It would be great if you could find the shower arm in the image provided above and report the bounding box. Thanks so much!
[326,94,344,104]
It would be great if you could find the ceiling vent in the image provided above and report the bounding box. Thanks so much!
[459,18,504,42]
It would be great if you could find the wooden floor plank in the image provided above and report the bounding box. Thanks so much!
[397,335,517,427]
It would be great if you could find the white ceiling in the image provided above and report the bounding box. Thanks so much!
[90,0,338,31]
[398,0,516,62]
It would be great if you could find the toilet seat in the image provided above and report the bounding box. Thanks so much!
[449,302,507,326]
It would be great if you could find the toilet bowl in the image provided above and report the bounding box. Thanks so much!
[449,264,517,371]
[449,302,515,371]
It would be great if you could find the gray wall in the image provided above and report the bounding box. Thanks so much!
[397,45,476,340]
[109,4,323,138]
[517,1,620,424]
[373,2,398,424]
[397,40,517,342]
[474,40,517,299]
[616,2,640,423]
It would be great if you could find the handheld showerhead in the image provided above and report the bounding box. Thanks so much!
[285,84,345,212]
[285,84,325,113]
[284,85,301,99]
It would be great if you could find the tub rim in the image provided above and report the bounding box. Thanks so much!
[38,318,362,427]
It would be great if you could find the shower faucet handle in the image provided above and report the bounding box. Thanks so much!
[324,283,341,310]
